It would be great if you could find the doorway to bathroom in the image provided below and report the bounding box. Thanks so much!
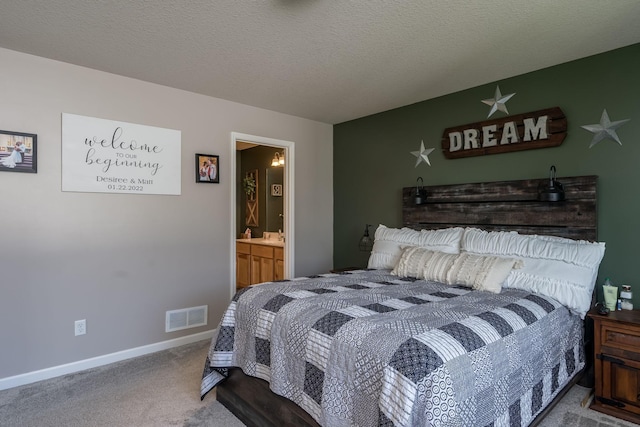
[230,132,294,297]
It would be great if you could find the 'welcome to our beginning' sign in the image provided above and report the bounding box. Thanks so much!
[441,107,567,159]
[62,113,181,195]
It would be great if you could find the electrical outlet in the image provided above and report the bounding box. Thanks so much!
[75,319,86,336]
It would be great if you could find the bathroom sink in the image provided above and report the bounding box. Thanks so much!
[263,231,284,241]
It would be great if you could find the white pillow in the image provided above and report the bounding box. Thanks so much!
[461,228,605,318]
[391,246,458,282]
[367,225,464,270]
[446,252,523,294]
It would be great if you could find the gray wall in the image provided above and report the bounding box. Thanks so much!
[334,43,640,305]
[0,47,333,379]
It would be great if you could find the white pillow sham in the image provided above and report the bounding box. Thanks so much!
[461,228,606,318]
[367,225,463,270]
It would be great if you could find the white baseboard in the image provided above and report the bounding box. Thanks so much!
[0,329,216,391]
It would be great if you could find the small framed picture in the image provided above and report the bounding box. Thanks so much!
[195,153,219,184]
[271,184,283,196]
[0,129,37,174]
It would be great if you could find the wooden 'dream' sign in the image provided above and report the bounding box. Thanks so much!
[441,107,567,159]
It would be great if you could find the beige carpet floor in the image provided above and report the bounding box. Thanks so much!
[0,339,637,426]
[0,340,243,426]
[538,384,638,427]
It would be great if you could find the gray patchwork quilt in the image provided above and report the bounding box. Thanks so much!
[201,269,584,426]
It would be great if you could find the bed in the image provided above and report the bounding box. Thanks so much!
[201,175,604,427]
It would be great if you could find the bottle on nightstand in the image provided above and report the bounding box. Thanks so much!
[621,285,633,310]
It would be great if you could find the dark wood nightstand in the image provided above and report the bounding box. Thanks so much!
[588,309,640,424]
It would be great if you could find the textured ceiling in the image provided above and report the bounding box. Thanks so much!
[1,1,639,124]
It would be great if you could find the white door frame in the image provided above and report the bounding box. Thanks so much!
[230,132,295,299]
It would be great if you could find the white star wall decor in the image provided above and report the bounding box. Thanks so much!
[481,85,516,118]
[581,109,630,148]
[411,140,435,167]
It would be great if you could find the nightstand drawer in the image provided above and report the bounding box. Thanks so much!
[601,323,640,357]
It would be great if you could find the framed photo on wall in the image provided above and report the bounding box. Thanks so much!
[271,184,283,196]
[195,153,220,183]
[0,129,37,174]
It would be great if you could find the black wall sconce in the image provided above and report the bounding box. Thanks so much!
[538,165,565,202]
[414,177,427,205]
[359,224,374,252]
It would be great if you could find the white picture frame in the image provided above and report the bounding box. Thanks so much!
[271,184,283,197]
[62,113,181,195]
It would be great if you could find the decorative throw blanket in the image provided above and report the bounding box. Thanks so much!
[201,269,584,427]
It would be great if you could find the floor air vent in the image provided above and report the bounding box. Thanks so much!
[165,305,207,332]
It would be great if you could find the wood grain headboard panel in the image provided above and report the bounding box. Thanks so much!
[402,175,598,241]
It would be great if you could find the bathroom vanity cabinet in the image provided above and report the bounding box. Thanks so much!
[236,240,284,288]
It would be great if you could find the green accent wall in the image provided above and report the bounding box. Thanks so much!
[334,43,640,305]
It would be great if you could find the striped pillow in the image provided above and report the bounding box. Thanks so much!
[447,252,523,293]
[391,246,458,282]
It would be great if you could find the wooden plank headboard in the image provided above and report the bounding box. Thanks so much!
[402,175,598,241]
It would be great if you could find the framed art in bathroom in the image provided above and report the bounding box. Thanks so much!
[195,153,219,183]
[0,130,37,174]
